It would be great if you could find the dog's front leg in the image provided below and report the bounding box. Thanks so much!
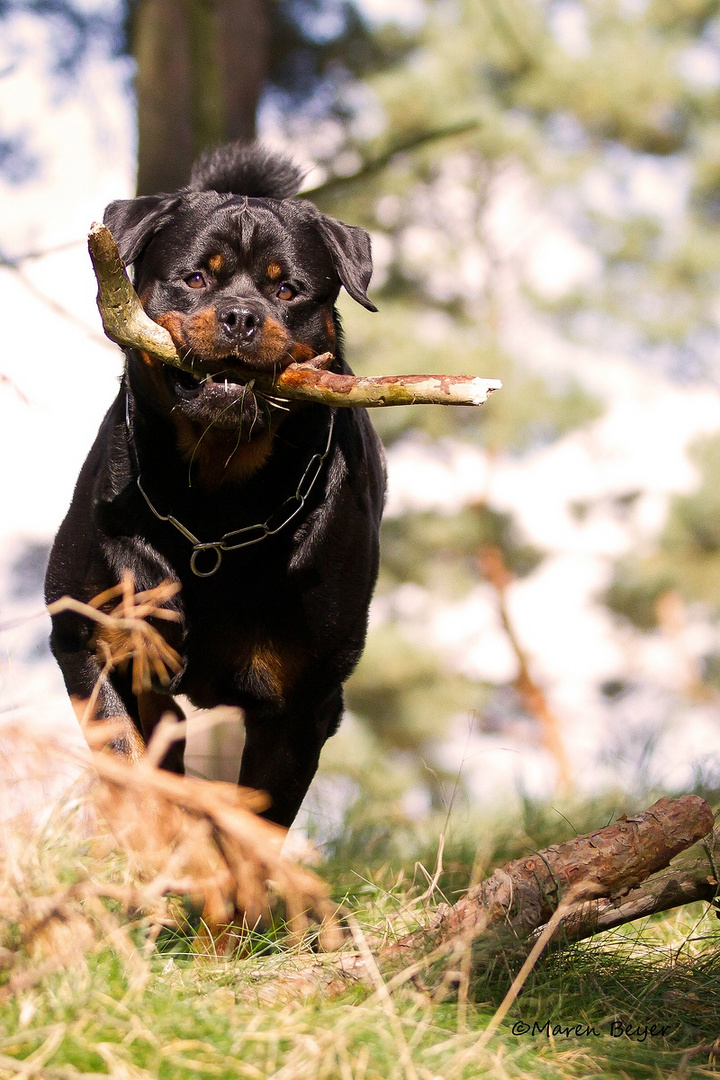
[238,687,343,828]
[49,609,185,771]
[49,626,146,761]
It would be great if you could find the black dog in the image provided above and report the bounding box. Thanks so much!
[45,143,385,828]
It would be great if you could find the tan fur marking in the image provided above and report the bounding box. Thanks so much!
[208,253,224,274]
[324,312,337,349]
[185,308,221,354]
[159,307,225,359]
[174,418,274,488]
[256,317,292,365]
[287,341,316,364]
[158,308,293,368]
[267,262,282,281]
[235,638,308,701]
[156,310,186,346]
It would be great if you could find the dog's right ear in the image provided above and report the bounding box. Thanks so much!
[103,194,181,266]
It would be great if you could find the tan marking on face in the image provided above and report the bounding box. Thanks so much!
[255,317,292,366]
[208,253,224,274]
[267,262,283,281]
[156,311,186,348]
[286,341,316,364]
[159,309,293,368]
[158,307,220,355]
[185,308,221,354]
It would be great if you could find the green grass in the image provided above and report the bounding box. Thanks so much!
[2,790,720,1079]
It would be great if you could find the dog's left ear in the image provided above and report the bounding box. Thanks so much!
[315,215,378,312]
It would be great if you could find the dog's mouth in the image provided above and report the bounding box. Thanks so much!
[164,359,290,434]
[170,364,251,399]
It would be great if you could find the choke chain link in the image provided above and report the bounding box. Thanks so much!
[136,412,335,578]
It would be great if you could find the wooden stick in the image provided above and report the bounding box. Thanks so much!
[87,222,502,409]
[385,796,715,956]
[240,794,717,1001]
[553,818,720,944]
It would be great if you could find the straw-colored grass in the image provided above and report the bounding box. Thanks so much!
[2,730,720,1079]
[6,579,720,1076]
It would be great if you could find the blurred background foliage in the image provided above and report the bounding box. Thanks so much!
[6,0,720,833]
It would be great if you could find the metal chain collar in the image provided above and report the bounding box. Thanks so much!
[134,412,335,578]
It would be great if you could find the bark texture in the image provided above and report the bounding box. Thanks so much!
[417,795,715,944]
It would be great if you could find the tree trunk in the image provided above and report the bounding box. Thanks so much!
[131,0,269,195]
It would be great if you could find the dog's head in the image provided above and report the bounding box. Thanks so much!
[104,144,375,464]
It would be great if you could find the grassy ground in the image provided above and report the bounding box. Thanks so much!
[2,784,720,1079]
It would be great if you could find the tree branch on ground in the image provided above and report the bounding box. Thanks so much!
[88,222,502,409]
[277,794,717,1001]
[409,794,715,946]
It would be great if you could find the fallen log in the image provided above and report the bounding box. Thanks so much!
[407,794,716,947]
[87,222,502,409]
[553,816,720,944]
[260,794,717,1001]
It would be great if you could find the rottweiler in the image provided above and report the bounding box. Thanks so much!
[45,143,386,828]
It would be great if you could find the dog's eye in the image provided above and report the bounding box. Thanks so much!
[185,272,207,289]
[276,283,297,301]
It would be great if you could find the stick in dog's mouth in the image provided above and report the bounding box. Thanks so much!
[89,221,502,410]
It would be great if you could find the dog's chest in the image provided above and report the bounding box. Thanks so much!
[175,579,309,711]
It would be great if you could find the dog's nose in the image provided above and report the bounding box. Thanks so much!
[218,303,264,343]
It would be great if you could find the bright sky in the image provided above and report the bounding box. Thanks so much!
[355,0,425,26]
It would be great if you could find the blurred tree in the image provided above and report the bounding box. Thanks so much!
[606,432,720,627]
[302,0,720,804]
[129,0,270,193]
[10,0,720,810]
[126,0,406,192]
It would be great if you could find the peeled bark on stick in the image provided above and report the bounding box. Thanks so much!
[87,222,502,408]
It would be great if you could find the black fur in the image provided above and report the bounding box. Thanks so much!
[45,142,385,828]
[189,142,305,198]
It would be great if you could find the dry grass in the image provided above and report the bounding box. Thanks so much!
[2,729,720,1078]
[0,721,341,970]
[43,574,341,946]
[47,571,183,703]
[3,579,720,1076]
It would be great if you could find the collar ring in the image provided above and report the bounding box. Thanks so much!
[190,545,223,577]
